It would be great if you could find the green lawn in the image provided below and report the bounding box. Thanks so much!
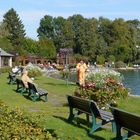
[0,73,140,140]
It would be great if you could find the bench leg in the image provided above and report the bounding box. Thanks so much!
[89,115,102,135]
[112,121,116,133]
[115,122,134,140]
[120,130,134,140]
[9,79,15,84]
[21,88,28,94]
[116,124,122,140]
[44,95,48,102]
[11,78,16,84]
[68,110,82,126]
[31,94,39,102]
[17,87,27,94]
[86,114,90,127]
[68,107,74,122]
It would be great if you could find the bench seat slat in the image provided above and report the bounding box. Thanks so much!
[37,88,48,95]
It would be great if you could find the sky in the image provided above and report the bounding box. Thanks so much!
[0,0,140,40]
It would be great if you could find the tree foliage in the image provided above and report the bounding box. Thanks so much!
[2,9,139,64]
[3,8,26,54]
[37,37,56,59]
[37,14,140,63]
[0,22,13,52]
[22,38,38,55]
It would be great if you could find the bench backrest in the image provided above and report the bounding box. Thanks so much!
[9,72,16,78]
[67,95,101,117]
[16,79,25,87]
[28,82,37,93]
[111,107,140,135]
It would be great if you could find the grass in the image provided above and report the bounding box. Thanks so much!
[0,73,140,140]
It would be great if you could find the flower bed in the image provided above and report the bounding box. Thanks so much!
[74,68,129,108]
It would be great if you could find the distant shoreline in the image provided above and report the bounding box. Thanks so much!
[115,67,140,70]
[129,94,140,97]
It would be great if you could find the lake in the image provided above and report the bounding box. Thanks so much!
[118,69,140,96]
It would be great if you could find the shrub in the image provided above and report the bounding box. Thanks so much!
[0,66,11,73]
[115,61,126,68]
[25,63,45,77]
[97,55,105,65]
[60,69,71,79]
[74,68,129,108]
[0,100,57,139]
[68,64,76,70]
[56,66,64,71]
[28,68,43,77]
[133,59,140,65]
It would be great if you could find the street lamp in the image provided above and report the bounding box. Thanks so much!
[59,48,73,68]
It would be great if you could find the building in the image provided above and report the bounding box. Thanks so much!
[0,48,13,68]
[17,55,48,66]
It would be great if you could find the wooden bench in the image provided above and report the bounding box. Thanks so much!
[67,95,115,135]
[27,82,48,102]
[16,79,27,94]
[110,107,140,140]
[8,72,17,84]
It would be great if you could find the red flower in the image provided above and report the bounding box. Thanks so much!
[85,82,96,89]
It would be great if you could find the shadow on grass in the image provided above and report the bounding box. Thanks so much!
[111,138,116,140]
[22,94,47,103]
[46,129,58,138]
[13,89,26,94]
[62,102,69,107]
[12,88,48,103]
[53,115,106,140]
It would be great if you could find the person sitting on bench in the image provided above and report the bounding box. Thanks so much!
[21,69,33,88]
[12,66,19,74]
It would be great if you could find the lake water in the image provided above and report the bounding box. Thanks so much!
[118,69,140,96]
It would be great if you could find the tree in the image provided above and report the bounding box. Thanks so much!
[0,22,13,52]
[57,20,75,50]
[0,22,9,38]
[127,19,140,61]
[22,38,38,55]
[37,15,54,40]
[82,18,98,60]
[68,14,86,54]
[37,37,56,59]
[3,8,26,53]
[53,16,67,50]
[98,17,112,46]
[108,18,135,62]
[37,15,73,51]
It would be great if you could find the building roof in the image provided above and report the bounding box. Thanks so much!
[0,48,14,57]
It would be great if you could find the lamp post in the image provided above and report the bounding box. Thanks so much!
[60,48,73,68]
[59,48,73,85]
